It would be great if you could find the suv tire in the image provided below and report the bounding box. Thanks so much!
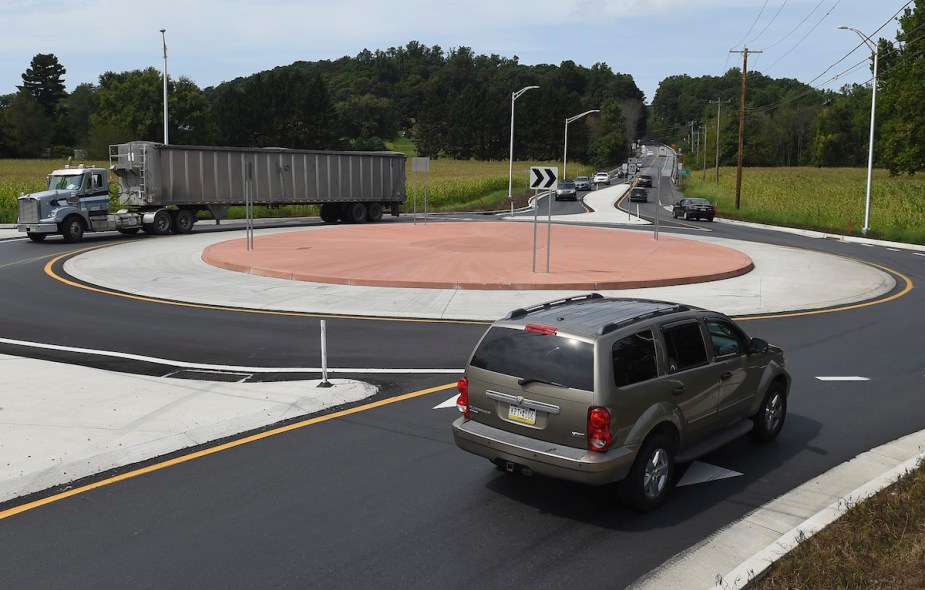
[751,382,787,442]
[619,433,675,511]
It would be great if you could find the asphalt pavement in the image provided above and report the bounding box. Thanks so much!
[2,182,924,589]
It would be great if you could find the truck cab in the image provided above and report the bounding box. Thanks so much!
[17,165,142,242]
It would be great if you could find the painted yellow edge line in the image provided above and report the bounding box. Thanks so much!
[736,259,913,321]
[43,247,486,325]
[0,381,458,521]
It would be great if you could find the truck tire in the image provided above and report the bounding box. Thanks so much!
[346,202,367,224]
[319,203,340,224]
[27,232,47,242]
[366,202,384,222]
[151,209,172,235]
[172,209,195,234]
[61,216,85,243]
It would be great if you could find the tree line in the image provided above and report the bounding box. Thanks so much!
[1,0,923,176]
[649,1,924,176]
[0,42,644,171]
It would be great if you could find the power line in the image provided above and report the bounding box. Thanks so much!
[746,0,791,47]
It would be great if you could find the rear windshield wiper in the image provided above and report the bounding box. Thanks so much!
[517,377,565,387]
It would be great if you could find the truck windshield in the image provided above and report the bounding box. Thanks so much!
[48,174,84,191]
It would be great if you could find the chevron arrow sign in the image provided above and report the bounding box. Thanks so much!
[529,167,558,190]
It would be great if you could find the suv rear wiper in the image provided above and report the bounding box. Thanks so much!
[517,377,565,387]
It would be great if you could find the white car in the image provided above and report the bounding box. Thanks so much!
[593,172,611,185]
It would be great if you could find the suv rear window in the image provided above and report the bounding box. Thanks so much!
[469,327,594,391]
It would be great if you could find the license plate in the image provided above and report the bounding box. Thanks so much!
[508,404,536,425]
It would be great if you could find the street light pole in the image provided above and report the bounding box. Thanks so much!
[508,85,539,216]
[160,28,169,145]
[563,109,600,181]
[839,26,878,236]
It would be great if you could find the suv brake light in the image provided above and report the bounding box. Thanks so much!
[456,377,470,418]
[525,324,557,335]
[587,407,612,452]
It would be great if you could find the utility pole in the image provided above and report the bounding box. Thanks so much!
[730,48,761,209]
[709,98,731,184]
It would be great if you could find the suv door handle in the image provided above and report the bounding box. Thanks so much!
[672,386,685,396]
[720,371,733,380]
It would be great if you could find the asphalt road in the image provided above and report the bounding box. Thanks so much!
[0,176,922,588]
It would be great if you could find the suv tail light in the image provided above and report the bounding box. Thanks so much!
[456,377,470,419]
[587,407,612,452]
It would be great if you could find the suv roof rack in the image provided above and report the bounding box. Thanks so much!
[597,304,690,335]
[506,293,603,320]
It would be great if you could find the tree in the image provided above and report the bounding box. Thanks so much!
[92,68,213,145]
[877,0,925,174]
[19,54,67,117]
[6,90,54,157]
[590,101,629,168]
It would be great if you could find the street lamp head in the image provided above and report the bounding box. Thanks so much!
[160,28,166,33]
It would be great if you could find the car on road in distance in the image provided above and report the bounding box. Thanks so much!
[574,176,592,191]
[629,187,648,202]
[673,198,716,221]
[593,171,611,185]
[452,294,790,511]
[637,174,653,187]
[554,181,578,201]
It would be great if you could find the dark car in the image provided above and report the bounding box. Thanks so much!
[452,294,791,511]
[629,187,648,202]
[673,198,716,221]
[554,181,578,201]
[637,174,653,187]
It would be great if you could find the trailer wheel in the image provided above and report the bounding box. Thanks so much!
[151,209,172,235]
[61,216,85,243]
[346,202,367,224]
[366,202,384,222]
[27,232,47,242]
[172,209,195,234]
[319,203,340,224]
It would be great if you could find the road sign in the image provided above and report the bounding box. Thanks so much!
[679,169,691,175]
[412,157,430,172]
[530,167,558,190]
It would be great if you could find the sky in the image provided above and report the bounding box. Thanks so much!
[0,0,911,105]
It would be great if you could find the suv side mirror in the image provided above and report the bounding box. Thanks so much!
[749,338,769,354]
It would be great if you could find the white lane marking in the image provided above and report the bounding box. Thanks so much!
[816,376,870,381]
[677,461,743,487]
[434,395,460,409]
[0,336,462,374]
[915,252,925,257]
[859,243,875,247]
[886,248,900,252]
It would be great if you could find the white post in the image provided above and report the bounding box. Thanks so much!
[563,109,600,182]
[508,86,539,217]
[839,26,878,236]
[160,29,169,145]
[318,319,332,388]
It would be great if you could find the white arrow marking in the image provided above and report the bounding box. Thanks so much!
[677,461,743,487]
[816,376,870,381]
[434,395,459,409]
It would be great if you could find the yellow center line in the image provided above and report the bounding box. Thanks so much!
[0,382,459,521]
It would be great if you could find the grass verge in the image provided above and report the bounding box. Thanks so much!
[745,460,925,589]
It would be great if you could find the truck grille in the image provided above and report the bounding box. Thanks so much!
[18,198,41,224]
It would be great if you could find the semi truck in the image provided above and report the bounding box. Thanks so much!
[17,141,407,242]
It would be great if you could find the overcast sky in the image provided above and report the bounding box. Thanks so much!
[1,0,910,104]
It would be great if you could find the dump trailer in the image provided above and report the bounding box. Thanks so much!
[17,141,407,242]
